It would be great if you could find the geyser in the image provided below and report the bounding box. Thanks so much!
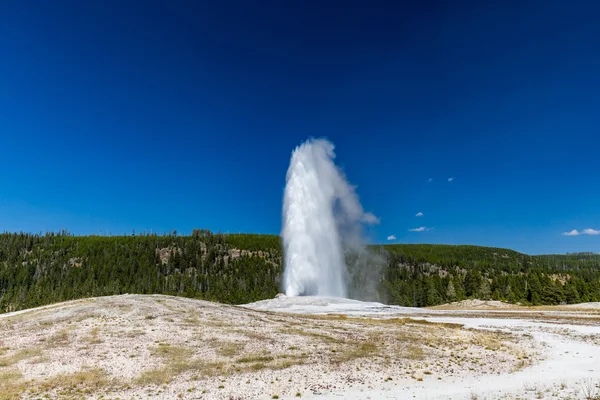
[282,138,378,298]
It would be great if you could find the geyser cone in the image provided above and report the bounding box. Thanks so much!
[281,138,378,298]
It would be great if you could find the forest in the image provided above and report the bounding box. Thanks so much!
[1,230,599,313]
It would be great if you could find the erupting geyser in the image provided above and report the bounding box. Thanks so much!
[282,138,378,298]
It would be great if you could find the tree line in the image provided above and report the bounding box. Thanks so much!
[1,231,599,313]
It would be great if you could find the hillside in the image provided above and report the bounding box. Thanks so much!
[2,294,600,399]
[1,231,600,313]
[0,294,545,399]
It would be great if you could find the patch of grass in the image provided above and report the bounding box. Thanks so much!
[0,347,43,367]
[237,354,274,363]
[135,343,199,385]
[402,344,425,360]
[124,329,146,338]
[216,342,245,357]
[204,319,231,328]
[272,359,305,369]
[472,333,503,351]
[46,329,70,347]
[37,367,115,394]
[152,343,194,360]
[183,316,201,325]
[136,348,228,386]
[82,326,103,345]
[135,367,174,386]
[334,342,379,362]
[247,362,268,371]
[0,369,25,400]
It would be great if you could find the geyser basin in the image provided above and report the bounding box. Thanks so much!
[281,138,378,298]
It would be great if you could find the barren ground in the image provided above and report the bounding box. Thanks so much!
[0,295,599,399]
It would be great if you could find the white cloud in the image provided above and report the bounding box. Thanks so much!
[362,212,380,225]
[409,226,431,232]
[583,228,600,235]
[387,235,396,241]
[427,178,433,183]
[448,177,454,182]
[562,228,600,236]
[415,212,424,217]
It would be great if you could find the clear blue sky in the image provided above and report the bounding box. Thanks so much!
[1,1,599,254]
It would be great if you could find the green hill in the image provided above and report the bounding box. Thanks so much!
[1,230,599,313]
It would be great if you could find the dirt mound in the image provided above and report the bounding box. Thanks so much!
[430,299,518,310]
[565,302,600,309]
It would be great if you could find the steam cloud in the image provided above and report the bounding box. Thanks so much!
[282,138,381,298]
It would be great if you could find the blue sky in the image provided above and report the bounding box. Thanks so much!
[1,1,599,254]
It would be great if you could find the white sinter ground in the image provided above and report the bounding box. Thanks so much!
[244,295,600,400]
[2,295,600,399]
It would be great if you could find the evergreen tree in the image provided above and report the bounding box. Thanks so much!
[527,274,543,305]
[478,278,491,300]
[446,280,456,301]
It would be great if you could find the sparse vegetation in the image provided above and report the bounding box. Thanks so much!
[83,326,103,344]
[0,369,25,399]
[216,341,245,357]
[37,368,114,393]
[0,347,43,367]
[580,378,600,400]
[237,354,275,363]
[47,329,70,347]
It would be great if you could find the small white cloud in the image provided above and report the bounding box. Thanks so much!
[563,228,600,236]
[448,177,454,182]
[427,178,433,183]
[415,212,424,217]
[583,228,600,235]
[362,212,380,225]
[387,235,397,241]
[409,226,431,232]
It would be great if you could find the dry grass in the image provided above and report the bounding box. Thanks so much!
[471,332,504,351]
[152,343,194,359]
[136,359,228,385]
[237,354,275,363]
[215,341,246,357]
[82,326,103,344]
[124,328,146,338]
[136,343,227,385]
[135,367,175,386]
[45,328,70,348]
[0,369,25,400]
[333,342,379,362]
[36,367,116,395]
[0,347,43,367]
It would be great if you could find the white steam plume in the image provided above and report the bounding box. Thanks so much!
[282,138,378,298]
